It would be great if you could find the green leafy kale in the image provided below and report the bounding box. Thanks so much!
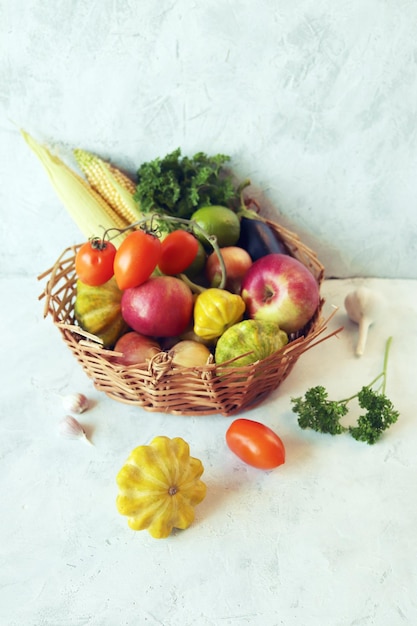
[134,148,238,218]
[291,337,399,445]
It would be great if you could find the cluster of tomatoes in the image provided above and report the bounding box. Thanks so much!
[75,227,199,290]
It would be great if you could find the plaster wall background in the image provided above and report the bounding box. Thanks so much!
[1,0,417,278]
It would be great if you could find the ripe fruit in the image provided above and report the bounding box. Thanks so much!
[205,246,253,293]
[121,276,194,337]
[113,229,162,290]
[158,230,199,275]
[75,239,117,286]
[226,419,286,470]
[169,340,212,367]
[241,254,320,334]
[191,206,241,248]
[113,332,161,365]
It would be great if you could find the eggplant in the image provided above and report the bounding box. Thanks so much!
[237,215,288,261]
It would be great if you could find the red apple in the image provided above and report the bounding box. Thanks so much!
[112,331,161,365]
[205,246,253,293]
[240,254,320,333]
[121,276,194,337]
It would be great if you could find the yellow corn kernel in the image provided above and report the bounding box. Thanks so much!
[73,148,142,225]
[107,162,137,195]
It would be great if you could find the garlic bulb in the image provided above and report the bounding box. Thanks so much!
[59,415,92,445]
[62,393,89,414]
[344,287,386,356]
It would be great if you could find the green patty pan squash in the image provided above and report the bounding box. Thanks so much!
[193,288,246,341]
[215,319,288,366]
[116,436,207,539]
[74,276,129,348]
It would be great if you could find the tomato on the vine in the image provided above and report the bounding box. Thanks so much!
[158,230,199,276]
[75,239,117,286]
[225,418,286,470]
[113,229,162,290]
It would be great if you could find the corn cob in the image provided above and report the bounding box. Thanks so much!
[74,148,137,194]
[21,130,129,246]
[73,148,142,225]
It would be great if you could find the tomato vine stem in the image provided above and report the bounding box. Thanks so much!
[102,214,227,290]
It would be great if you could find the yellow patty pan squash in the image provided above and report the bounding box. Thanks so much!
[193,287,245,341]
[116,436,207,539]
[74,276,129,348]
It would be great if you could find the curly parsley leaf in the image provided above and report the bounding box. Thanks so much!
[348,387,400,445]
[134,149,238,218]
[292,386,348,435]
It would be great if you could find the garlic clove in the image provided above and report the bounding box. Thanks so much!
[62,393,89,414]
[59,415,93,445]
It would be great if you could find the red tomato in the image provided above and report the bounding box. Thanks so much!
[75,239,117,286]
[158,230,199,275]
[114,230,162,290]
[225,419,286,470]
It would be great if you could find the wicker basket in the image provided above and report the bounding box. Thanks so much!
[38,219,332,416]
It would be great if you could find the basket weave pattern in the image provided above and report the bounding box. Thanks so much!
[39,219,328,416]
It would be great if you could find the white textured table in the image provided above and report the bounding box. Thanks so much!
[1,276,416,626]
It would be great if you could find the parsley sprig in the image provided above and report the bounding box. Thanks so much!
[134,148,238,218]
[291,337,399,445]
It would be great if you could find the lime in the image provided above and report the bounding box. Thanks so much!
[191,206,241,249]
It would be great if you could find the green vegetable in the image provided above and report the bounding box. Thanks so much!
[134,148,238,218]
[193,288,246,342]
[291,337,399,445]
[215,319,288,367]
